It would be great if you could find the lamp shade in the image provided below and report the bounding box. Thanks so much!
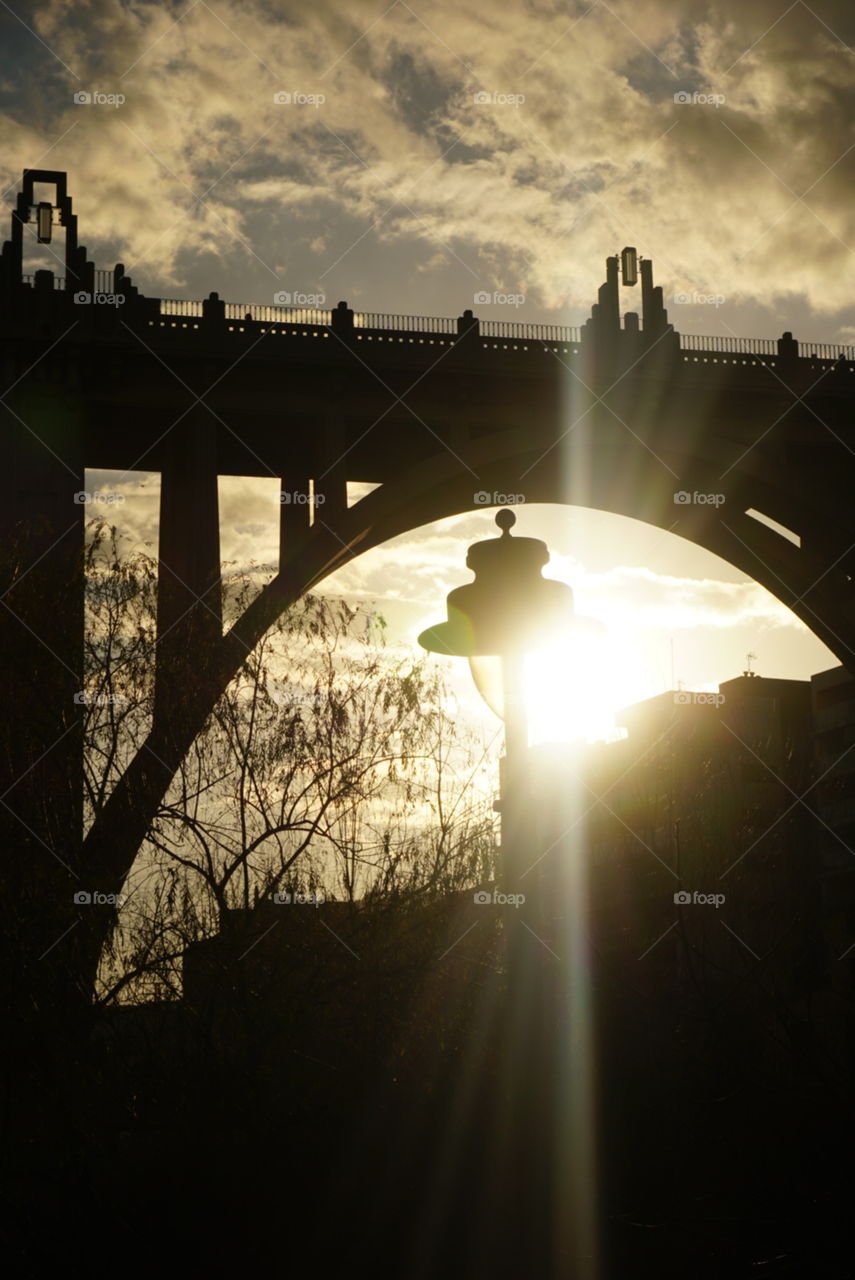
[418,509,577,658]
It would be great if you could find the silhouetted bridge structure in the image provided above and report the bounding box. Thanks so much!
[3,168,855,1004]
[17,267,855,364]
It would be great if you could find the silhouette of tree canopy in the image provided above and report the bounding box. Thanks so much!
[75,522,498,1004]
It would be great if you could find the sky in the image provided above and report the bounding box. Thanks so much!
[2,0,853,740]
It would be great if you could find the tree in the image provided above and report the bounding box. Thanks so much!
[75,523,499,1005]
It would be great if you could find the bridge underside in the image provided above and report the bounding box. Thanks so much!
[6,327,853,666]
[4,165,855,1002]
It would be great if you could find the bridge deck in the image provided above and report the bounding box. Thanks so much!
[8,272,855,370]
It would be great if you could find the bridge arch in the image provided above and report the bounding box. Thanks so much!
[265,422,855,675]
[5,168,855,1002]
[51,408,848,1001]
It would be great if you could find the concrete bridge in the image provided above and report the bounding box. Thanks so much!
[3,167,854,1003]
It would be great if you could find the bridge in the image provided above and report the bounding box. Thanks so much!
[3,167,855,1007]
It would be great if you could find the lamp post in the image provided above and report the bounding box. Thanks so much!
[418,508,599,895]
[420,508,609,1269]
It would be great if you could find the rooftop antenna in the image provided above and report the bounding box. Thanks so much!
[743,651,757,678]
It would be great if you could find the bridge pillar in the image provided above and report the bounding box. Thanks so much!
[623,310,640,360]
[0,381,85,1011]
[598,256,620,330]
[202,291,225,332]
[154,407,222,724]
[778,330,799,371]
[457,308,480,341]
[279,470,312,567]
[640,257,669,338]
[584,257,623,382]
[313,410,348,530]
[331,301,353,338]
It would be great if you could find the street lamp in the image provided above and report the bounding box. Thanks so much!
[418,508,601,889]
[419,509,603,1264]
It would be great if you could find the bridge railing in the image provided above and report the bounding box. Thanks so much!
[160,299,203,317]
[679,334,778,356]
[800,341,855,362]
[21,269,118,293]
[223,302,331,326]
[10,277,855,363]
[480,320,582,343]
[22,273,66,290]
[353,312,458,333]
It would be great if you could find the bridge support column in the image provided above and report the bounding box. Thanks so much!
[279,471,312,568]
[154,408,222,724]
[0,383,86,1012]
[313,410,348,531]
[585,256,623,382]
[640,258,674,342]
[598,256,620,330]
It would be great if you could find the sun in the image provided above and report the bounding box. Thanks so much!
[467,620,630,746]
[521,625,626,746]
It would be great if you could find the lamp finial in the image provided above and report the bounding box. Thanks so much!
[496,508,516,536]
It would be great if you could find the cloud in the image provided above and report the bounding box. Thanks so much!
[1,0,853,329]
[7,2,846,705]
[563,562,801,632]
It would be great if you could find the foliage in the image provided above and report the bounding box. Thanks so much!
[80,522,499,1003]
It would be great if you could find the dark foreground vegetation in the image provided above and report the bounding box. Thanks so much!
[3,881,854,1279]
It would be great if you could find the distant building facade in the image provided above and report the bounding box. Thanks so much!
[528,672,836,996]
[811,665,855,855]
[810,666,855,972]
[518,669,855,1102]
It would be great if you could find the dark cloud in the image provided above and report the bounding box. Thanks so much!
[2,0,853,328]
[380,43,460,136]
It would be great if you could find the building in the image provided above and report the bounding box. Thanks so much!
[809,667,855,976]
[527,673,822,996]
[811,665,855,855]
